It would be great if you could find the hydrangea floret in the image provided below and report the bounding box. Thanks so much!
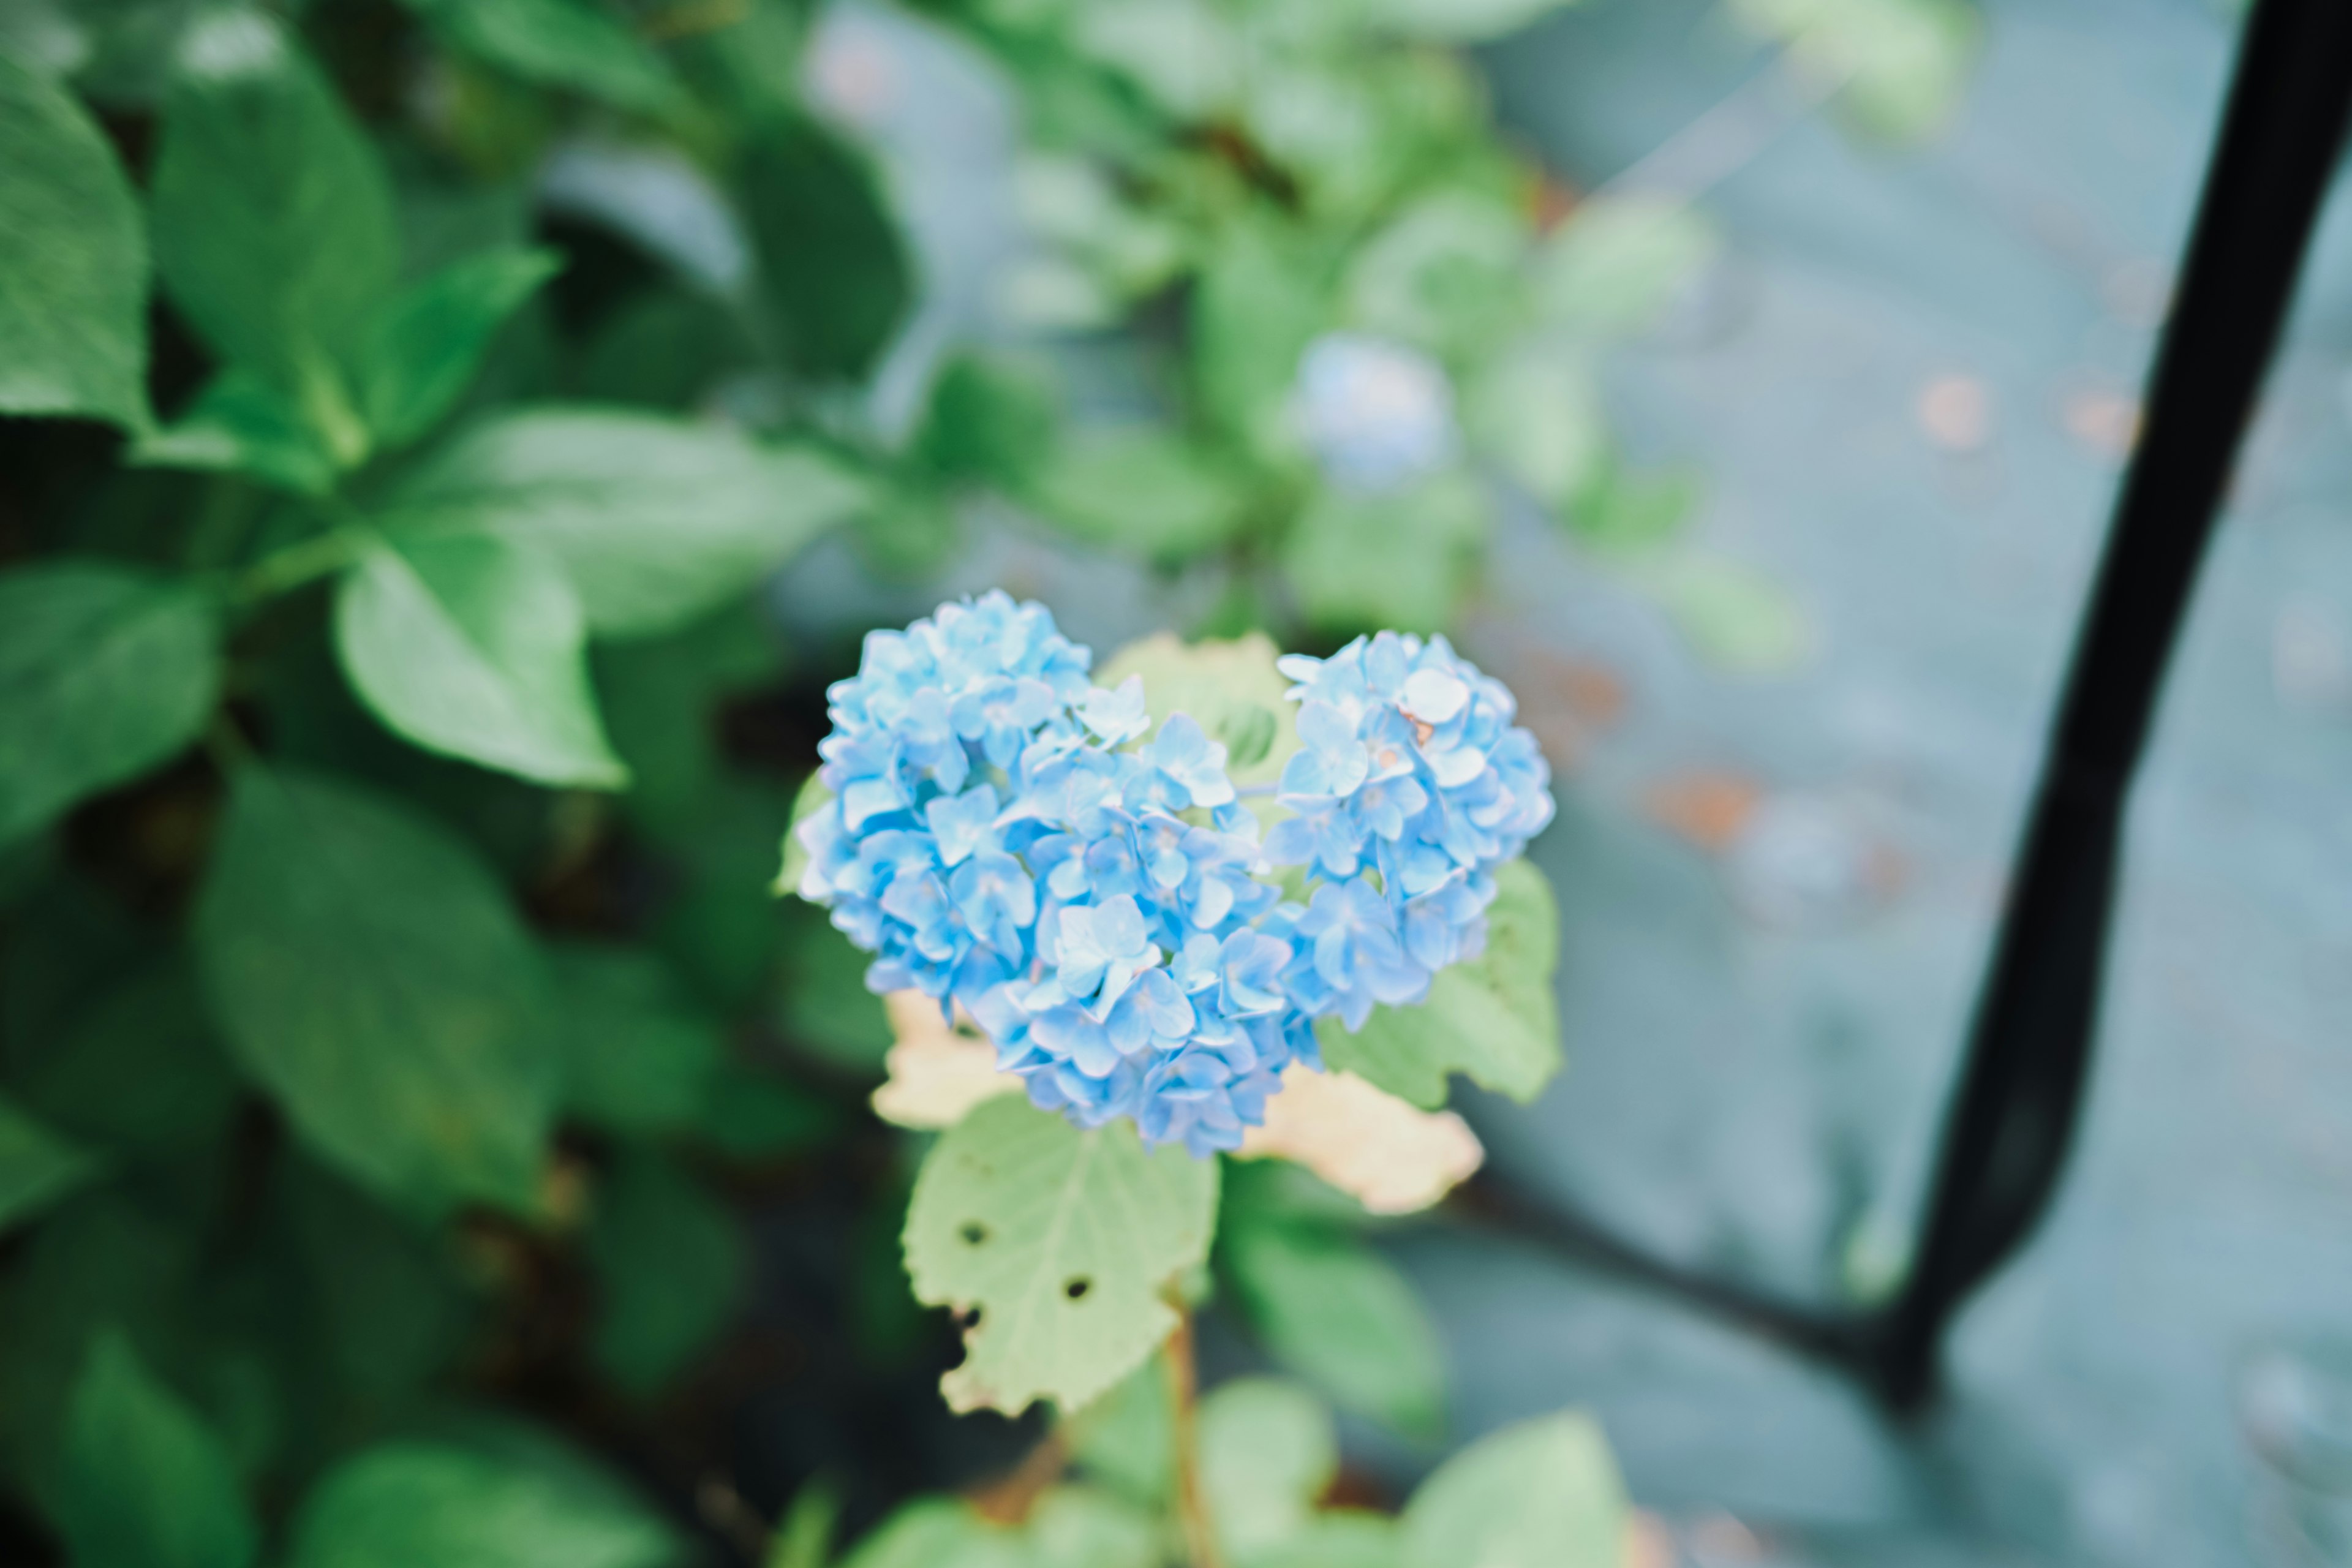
[791,592,1553,1156]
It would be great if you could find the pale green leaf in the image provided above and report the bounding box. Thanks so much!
[194,768,559,1216]
[1248,1513,1403,1568]
[1033,428,1250,567]
[1533,195,1719,338]
[1400,1411,1627,1568]
[1363,0,1577,43]
[767,1479,841,1568]
[134,366,341,496]
[1199,1378,1338,1562]
[587,1147,744,1396]
[286,1443,677,1568]
[1071,0,1240,119]
[1025,1487,1158,1568]
[54,1332,258,1568]
[1569,467,1700,557]
[1065,1355,1174,1507]
[549,944,723,1137]
[358,247,561,449]
[837,1499,1024,1568]
[385,409,868,637]
[334,530,628,788]
[0,562,220,845]
[1344,190,1527,357]
[1636,550,1814,674]
[1280,470,1490,635]
[775,772,833,897]
[1321,858,1560,1108]
[1196,224,1327,456]
[402,0,678,114]
[0,1092,99,1234]
[0,51,149,427]
[1094,631,1299,790]
[902,1095,1219,1415]
[1223,1213,1444,1439]
[149,11,399,390]
[1730,0,1981,141]
[1464,350,1607,511]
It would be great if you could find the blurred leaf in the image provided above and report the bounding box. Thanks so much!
[1024,1487,1158,1568]
[903,1095,1218,1415]
[285,1442,676,1568]
[334,531,628,788]
[653,775,797,1010]
[767,1479,841,1568]
[869,989,1014,1131]
[53,1331,257,1568]
[1033,427,1249,565]
[1399,1411,1626,1568]
[587,1147,744,1396]
[1199,1378,1337,1562]
[0,51,149,427]
[1532,195,1717,338]
[916,355,1059,492]
[0,1092,99,1234]
[386,408,868,637]
[1065,1354,1174,1507]
[1360,0,1577,42]
[852,484,963,581]
[1343,190,1526,358]
[400,0,679,115]
[149,12,398,393]
[1321,858,1559,1109]
[1071,0,1239,119]
[1731,0,1981,141]
[1249,1513,1403,1568]
[775,771,832,899]
[1236,1064,1482,1216]
[1194,223,1326,455]
[281,1157,471,1408]
[358,247,562,449]
[1464,351,1606,511]
[1221,1207,1444,1440]
[571,287,747,410]
[595,600,783,837]
[1639,550,1813,674]
[13,957,241,1159]
[1280,469,1489,635]
[134,367,342,496]
[1094,630,1298,790]
[0,561,220,846]
[835,1498,1022,1568]
[735,113,912,382]
[696,1059,837,1160]
[194,768,559,1216]
[1567,466,1699,557]
[549,944,723,1137]
[775,900,894,1074]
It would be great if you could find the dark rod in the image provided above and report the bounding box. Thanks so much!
[1864,0,2352,1410]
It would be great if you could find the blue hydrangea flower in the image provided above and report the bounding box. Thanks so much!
[1292,332,1460,493]
[791,597,1552,1158]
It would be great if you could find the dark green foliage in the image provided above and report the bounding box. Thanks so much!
[734,113,916,383]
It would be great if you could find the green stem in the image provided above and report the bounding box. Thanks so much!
[1164,1309,1226,1568]
[230,522,371,605]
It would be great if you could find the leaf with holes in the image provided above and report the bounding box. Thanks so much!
[1319,858,1560,1110]
[902,1095,1218,1416]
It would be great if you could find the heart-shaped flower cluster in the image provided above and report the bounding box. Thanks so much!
[790,592,1553,1156]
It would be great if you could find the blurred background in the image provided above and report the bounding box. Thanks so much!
[7,0,2352,1563]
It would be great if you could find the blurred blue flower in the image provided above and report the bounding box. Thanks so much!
[1292,332,1460,493]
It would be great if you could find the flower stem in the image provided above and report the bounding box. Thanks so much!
[230,523,371,605]
[1163,1308,1226,1568]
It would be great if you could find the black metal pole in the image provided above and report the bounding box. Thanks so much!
[1863,0,2352,1410]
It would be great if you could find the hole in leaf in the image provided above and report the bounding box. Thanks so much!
[956,1305,983,1330]
[960,1222,987,1246]
[1063,1277,1091,1301]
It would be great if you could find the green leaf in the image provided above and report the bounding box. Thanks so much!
[1464,350,1606,511]
[1033,428,1250,566]
[358,247,562,449]
[0,1093,99,1234]
[1568,466,1699,557]
[915,355,1060,493]
[333,530,628,788]
[0,562,221,846]
[775,771,832,897]
[736,113,913,382]
[149,11,399,393]
[194,767,559,1216]
[902,1095,1219,1415]
[1222,1212,1444,1440]
[1343,190,1528,358]
[1636,550,1814,674]
[0,51,149,427]
[1065,1355,1174,1507]
[1362,0,1577,43]
[53,1331,258,1568]
[281,1158,472,1406]
[1730,0,1980,141]
[1199,1378,1338,1562]
[774,903,891,1076]
[1093,631,1298,791]
[1195,224,1326,456]
[1247,1513,1403,1568]
[835,1488,1154,1568]
[12,957,241,1159]
[1399,1411,1627,1568]
[1071,0,1240,119]
[1320,858,1560,1109]
[587,1147,744,1396]
[696,1061,838,1161]
[768,1479,842,1568]
[1280,470,1490,635]
[1533,195,1718,338]
[550,945,723,1137]
[401,0,678,115]
[286,1442,677,1568]
[596,601,784,838]
[837,1499,1023,1568]
[385,409,868,637]
[134,367,341,496]
[1024,1487,1158,1568]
